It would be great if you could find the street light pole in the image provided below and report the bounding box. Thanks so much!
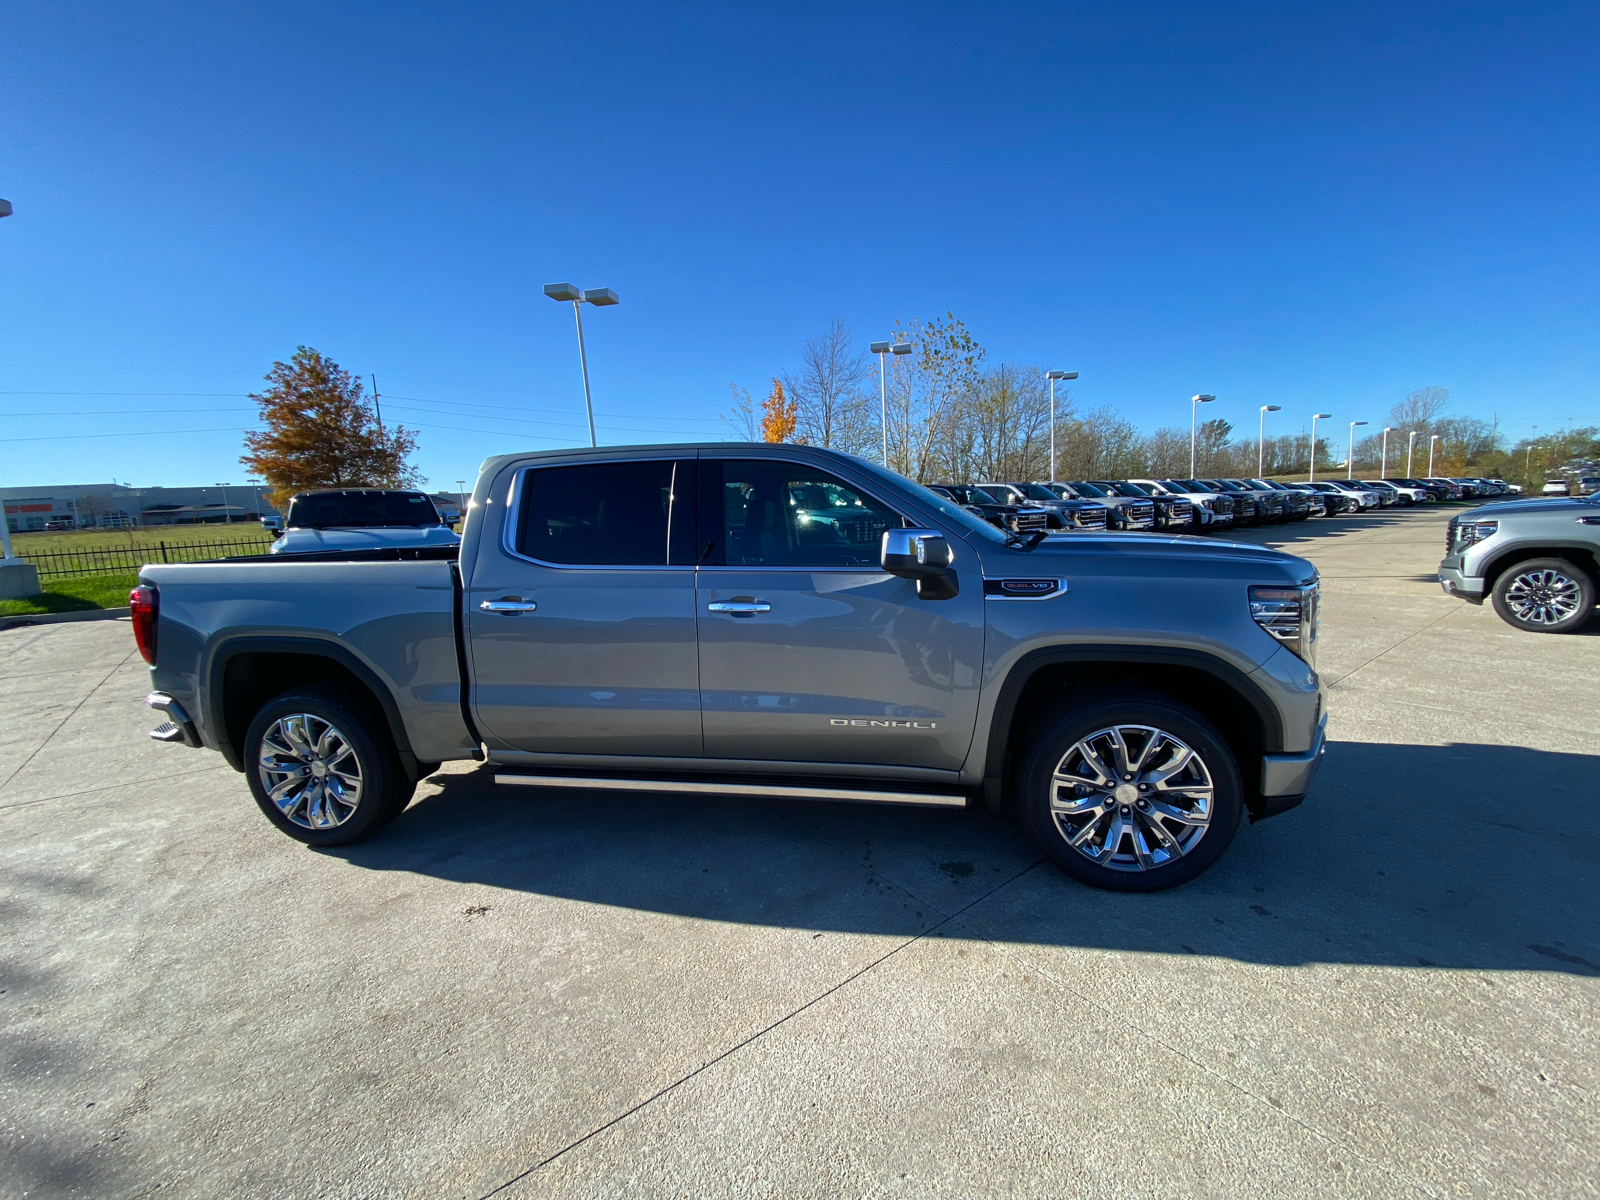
[870,340,912,470]
[0,198,14,562]
[1047,371,1079,482]
[1347,421,1368,478]
[1407,431,1417,477]
[1380,427,1394,477]
[1429,434,1441,476]
[544,283,619,448]
[1190,394,1215,477]
[1258,405,1282,477]
[1309,413,1333,482]
[215,482,232,524]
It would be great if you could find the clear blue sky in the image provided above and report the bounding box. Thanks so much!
[2,1,1595,490]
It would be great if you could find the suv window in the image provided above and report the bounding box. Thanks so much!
[706,460,903,568]
[515,460,694,566]
[287,490,442,529]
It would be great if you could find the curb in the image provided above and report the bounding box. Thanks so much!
[0,606,132,632]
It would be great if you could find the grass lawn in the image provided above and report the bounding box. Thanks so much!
[0,573,141,617]
[10,524,274,555]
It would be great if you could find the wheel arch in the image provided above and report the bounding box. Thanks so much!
[980,646,1282,821]
[206,636,420,778]
[1479,543,1600,595]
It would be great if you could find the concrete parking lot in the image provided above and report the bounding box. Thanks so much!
[3,502,1596,1199]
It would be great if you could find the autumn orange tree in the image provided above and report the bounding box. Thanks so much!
[240,347,422,509]
[759,378,796,443]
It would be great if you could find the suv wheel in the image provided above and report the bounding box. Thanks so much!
[1018,690,1244,892]
[243,684,415,845]
[1491,558,1596,634]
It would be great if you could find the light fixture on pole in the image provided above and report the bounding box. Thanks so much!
[1258,405,1282,477]
[457,479,467,521]
[544,282,619,448]
[1407,430,1418,477]
[1346,421,1368,478]
[870,339,912,468]
[1309,413,1333,482]
[1429,434,1441,476]
[1047,371,1079,482]
[1526,426,1537,479]
[215,482,232,525]
[1380,427,1394,477]
[1189,394,1215,477]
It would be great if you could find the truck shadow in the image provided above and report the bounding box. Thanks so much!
[329,739,1599,977]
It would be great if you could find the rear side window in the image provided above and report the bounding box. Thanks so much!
[515,460,695,566]
[701,460,903,568]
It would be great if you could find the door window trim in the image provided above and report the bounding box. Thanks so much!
[500,456,694,571]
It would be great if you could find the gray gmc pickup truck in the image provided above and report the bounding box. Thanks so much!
[1438,491,1600,632]
[134,444,1326,892]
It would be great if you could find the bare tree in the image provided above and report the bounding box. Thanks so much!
[1387,386,1450,433]
[721,383,760,441]
[783,319,874,453]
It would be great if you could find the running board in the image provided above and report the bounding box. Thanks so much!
[493,773,968,808]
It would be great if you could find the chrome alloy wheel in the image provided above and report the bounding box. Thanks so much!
[257,714,364,830]
[1048,724,1213,872]
[1504,568,1584,626]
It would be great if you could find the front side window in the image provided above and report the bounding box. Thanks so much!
[705,460,904,567]
[515,460,693,566]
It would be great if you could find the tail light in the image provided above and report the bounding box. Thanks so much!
[130,585,158,664]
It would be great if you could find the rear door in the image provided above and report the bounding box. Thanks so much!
[465,456,702,757]
[695,456,984,771]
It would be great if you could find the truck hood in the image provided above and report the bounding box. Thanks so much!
[991,531,1316,585]
[1467,497,1598,519]
[271,524,463,554]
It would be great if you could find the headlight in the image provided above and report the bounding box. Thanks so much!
[1249,583,1319,668]
[1455,520,1498,549]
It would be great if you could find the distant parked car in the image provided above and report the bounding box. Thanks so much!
[1296,481,1359,515]
[43,519,75,531]
[1251,480,1314,520]
[1088,480,1195,531]
[1128,479,1235,531]
[977,482,1112,531]
[1049,481,1156,530]
[270,489,463,555]
[924,485,1052,534]
[1577,477,1600,496]
[1542,478,1572,496]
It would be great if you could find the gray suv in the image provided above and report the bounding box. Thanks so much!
[136,443,1326,892]
[1439,492,1600,632]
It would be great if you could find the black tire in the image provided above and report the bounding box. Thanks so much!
[243,683,415,845]
[1490,558,1597,634]
[1018,689,1244,892]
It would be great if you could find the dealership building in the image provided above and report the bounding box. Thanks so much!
[4,483,460,532]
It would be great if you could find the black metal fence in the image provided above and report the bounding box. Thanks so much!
[21,538,275,579]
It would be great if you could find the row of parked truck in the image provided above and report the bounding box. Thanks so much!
[925,475,1515,535]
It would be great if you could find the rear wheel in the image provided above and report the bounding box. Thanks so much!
[1490,558,1596,633]
[243,684,415,845]
[1018,690,1244,892]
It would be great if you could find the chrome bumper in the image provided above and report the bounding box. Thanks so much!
[147,691,202,748]
[1260,713,1326,799]
[1437,563,1486,602]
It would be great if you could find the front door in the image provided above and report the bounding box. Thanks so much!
[466,457,702,757]
[695,457,984,771]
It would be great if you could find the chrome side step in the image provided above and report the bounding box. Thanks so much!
[494,773,968,808]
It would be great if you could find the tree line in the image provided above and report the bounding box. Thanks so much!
[728,318,1596,485]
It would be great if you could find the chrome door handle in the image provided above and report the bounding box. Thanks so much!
[480,599,538,614]
[707,601,770,614]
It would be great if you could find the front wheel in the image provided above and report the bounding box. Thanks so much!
[243,684,416,845]
[1018,691,1244,892]
[1490,558,1596,633]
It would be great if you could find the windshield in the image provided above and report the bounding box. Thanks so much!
[1045,483,1081,499]
[1172,480,1216,492]
[1065,481,1109,497]
[286,491,443,529]
[1104,481,1151,497]
[1014,483,1059,501]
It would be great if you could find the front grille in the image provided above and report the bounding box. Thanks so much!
[1216,496,1234,514]
[1076,506,1108,530]
[1130,501,1155,522]
[1445,517,1458,555]
[1013,509,1048,532]
[1170,500,1193,522]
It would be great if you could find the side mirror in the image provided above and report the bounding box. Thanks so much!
[881,528,958,600]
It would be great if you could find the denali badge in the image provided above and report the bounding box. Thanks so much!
[829,718,937,729]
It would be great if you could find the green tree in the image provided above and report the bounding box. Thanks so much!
[240,347,421,509]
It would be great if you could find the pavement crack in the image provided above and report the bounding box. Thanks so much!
[477,858,1044,1197]
[0,647,139,795]
[1325,603,1461,688]
[940,914,1443,1198]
